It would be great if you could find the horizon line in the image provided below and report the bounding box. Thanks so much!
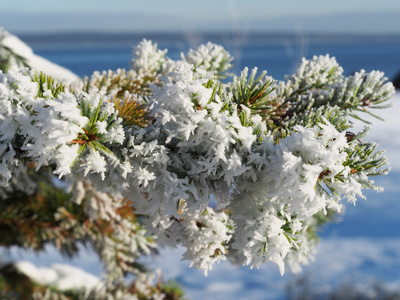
[13,30,400,37]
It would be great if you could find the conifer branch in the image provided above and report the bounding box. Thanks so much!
[0,36,396,296]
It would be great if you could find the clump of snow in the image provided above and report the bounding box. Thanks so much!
[15,260,102,290]
[0,28,80,83]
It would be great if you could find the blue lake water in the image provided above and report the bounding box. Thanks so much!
[23,33,400,82]
[10,32,400,299]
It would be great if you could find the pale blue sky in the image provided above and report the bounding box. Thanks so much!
[1,0,400,33]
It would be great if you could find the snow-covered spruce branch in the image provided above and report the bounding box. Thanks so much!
[0,166,157,284]
[277,55,394,125]
[0,40,395,278]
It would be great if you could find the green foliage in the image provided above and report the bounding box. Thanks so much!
[229,67,289,128]
[71,96,122,170]
[32,72,66,98]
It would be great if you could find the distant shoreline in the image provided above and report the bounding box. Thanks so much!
[16,31,400,48]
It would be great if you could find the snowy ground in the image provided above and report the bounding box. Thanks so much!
[2,31,400,299]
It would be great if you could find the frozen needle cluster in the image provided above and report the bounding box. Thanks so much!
[0,38,395,291]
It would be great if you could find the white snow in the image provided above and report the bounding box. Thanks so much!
[15,260,102,291]
[351,92,400,171]
[1,30,80,83]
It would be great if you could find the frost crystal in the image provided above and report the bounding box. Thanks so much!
[0,39,394,281]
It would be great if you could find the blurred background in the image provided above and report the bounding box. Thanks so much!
[1,0,400,299]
